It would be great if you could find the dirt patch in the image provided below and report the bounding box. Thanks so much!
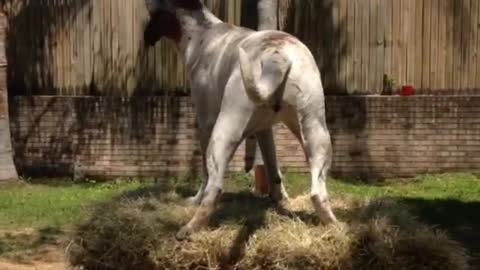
[0,247,67,270]
[0,229,69,270]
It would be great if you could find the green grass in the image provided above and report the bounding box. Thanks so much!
[0,179,148,230]
[0,173,479,263]
[253,172,480,202]
[0,173,478,231]
[328,173,480,202]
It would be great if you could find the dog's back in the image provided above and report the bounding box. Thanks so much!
[186,23,321,105]
[185,23,252,96]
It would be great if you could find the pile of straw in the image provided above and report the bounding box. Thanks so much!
[68,189,468,270]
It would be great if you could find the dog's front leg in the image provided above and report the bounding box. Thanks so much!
[186,129,211,206]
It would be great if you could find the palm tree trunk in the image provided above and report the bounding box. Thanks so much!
[258,0,294,31]
[0,11,17,181]
[257,0,278,30]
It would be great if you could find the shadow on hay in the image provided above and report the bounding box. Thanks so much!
[338,196,480,268]
[396,197,480,267]
[212,192,324,267]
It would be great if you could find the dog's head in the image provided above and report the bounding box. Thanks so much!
[144,0,202,46]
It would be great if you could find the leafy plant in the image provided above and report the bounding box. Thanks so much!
[383,74,397,95]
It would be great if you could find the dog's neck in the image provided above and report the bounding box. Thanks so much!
[175,6,221,57]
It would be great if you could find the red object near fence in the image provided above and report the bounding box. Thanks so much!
[253,165,269,195]
[401,85,415,96]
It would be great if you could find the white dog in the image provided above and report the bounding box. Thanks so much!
[144,0,337,240]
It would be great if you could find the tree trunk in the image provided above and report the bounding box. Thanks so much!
[257,0,278,30]
[277,0,294,31]
[0,11,17,181]
[258,0,294,31]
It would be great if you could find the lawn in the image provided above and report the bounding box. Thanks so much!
[0,173,479,266]
[0,180,146,230]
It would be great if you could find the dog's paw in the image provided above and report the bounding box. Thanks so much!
[311,194,338,225]
[176,226,193,241]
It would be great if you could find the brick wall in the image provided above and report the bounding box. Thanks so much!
[9,96,480,180]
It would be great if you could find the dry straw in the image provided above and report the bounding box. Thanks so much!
[67,189,469,270]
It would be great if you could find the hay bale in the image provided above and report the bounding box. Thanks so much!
[67,189,469,270]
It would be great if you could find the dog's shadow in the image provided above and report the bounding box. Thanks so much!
[210,191,320,267]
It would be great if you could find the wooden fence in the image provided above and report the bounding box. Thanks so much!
[3,0,480,96]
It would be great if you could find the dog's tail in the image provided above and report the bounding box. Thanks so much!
[238,48,292,106]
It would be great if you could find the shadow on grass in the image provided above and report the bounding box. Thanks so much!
[0,226,65,261]
[114,178,198,201]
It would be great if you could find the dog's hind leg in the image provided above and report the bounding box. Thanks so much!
[256,128,289,202]
[176,110,251,240]
[299,108,337,224]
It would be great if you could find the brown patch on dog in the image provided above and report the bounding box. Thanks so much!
[263,32,297,48]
